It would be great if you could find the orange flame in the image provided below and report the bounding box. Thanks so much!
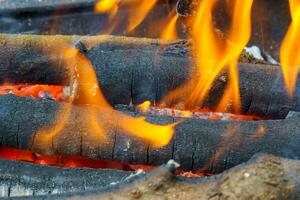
[163,0,253,113]
[126,0,158,32]
[280,0,300,97]
[160,14,179,41]
[34,42,175,151]
[138,101,151,112]
[95,0,119,16]
[95,0,158,33]
[191,0,253,111]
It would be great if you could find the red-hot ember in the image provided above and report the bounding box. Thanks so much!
[0,147,211,177]
[138,101,264,121]
[0,84,262,121]
[0,84,64,101]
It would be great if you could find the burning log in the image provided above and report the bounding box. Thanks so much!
[0,0,177,14]
[0,0,98,14]
[0,158,132,197]
[0,34,299,118]
[0,94,299,173]
[7,154,300,199]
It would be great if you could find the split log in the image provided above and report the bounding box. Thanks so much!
[8,154,300,200]
[0,34,299,118]
[0,94,299,173]
[0,158,132,198]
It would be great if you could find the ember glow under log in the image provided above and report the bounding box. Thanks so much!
[0,95,299,173]
[46,155,300,200]
[2,154,299,199]
[0,34,299,118]
[0,157,132,197]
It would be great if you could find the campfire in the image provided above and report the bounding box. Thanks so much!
[0,0,299,199]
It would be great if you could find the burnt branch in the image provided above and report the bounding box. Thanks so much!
[0,95,299,172]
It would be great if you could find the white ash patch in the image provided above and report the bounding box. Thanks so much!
[245,46,264,61]
[244,46,278,65]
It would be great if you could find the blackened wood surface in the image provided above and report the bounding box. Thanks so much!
[7,154,300,200]
[0,34,299,118]
[0,95,299,172]
[0,0,97,14]
[0,158,131,197]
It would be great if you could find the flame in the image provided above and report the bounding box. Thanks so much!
[34,42,175,151]
[280,0,300,97]
[191,0,253,111]
[95,0,158,33]
[160,14,179,41]
[95,0,119,16]
[163,0,253,113]
[137,101,151,112]
[126,0,158,32]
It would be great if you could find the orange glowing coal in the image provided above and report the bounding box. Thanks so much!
[0,147,211,177]
[0,84,64,101]
[280,0,300,97]
[137,101,263,121]
[163,0,253,113]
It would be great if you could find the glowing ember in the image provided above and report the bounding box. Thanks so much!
[280,0,300,97]
[137,101,263,121]
[0,84,64,101]
[0,147,210,177]
[0,86,262,122]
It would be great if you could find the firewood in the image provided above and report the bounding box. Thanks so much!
[0,0,98,14]
[0,34,299,118]
[0,158,132,198]
[0,95,299,172]
[9,154,300,200]
[0,0,177,14]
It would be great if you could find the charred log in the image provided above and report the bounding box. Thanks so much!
[0,0,97,14]
[0,158,132,197]
[0,95,299,173]
[0,34,299,118]
[0,0,178,14]
[7,154,300,200]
